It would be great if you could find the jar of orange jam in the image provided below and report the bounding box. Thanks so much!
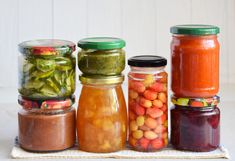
[170,25,220,97]
[77,75,127,153]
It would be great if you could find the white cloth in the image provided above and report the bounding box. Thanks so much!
[11,144,230,159]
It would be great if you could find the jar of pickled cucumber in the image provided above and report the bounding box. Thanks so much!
[77,37,125,76]
[18,39,76,99]
[77,75,127,153]
[128,55,168,152]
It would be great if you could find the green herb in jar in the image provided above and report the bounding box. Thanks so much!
[77,37,126,76]
[78,49,125,75]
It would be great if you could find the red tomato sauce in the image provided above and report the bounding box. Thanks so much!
[171,35,219,97]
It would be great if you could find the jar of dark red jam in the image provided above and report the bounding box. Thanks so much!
[170,96,220,152]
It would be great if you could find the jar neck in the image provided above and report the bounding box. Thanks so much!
[175,105,216,111]
[82,83,122,88]
[172,34,217,40]
[80,48,123,53]
[130,66,165,74]
[20,107,73,115]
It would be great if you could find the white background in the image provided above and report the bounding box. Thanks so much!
[0,1,235,160]
[0,0,235,102]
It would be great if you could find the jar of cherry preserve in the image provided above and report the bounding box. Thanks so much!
[128,55,168,152]
[77,75,127,153]
[170,25,220,97]
[171,95,220,152]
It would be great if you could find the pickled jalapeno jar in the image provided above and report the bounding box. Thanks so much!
[128,55,168,152]
[77,75,127,153]
[77,37,125,76]
[18,39,76,99]
[171,95,220,152]
[18,107,76,152]
[170,25,220,98]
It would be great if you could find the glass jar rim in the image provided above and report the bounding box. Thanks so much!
[19,106,74,115]
[174,105,216,111]
[18,39,76,56]
[18,95,75,112]
[171,95,220,108]
[79,74,124,85]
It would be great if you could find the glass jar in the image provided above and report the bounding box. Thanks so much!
[170,96,220,152]
[77,37,125,76]
[170,25,220,97]
[18,95,75,113]
[128,55,168,152]
[18,107,76,152]
[77,75,127,153]
[18,39,76,99]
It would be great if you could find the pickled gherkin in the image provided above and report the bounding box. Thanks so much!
[19,55,75,99]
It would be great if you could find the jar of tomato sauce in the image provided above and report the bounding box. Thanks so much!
[170,25,220,97]
[128,55,168,152]
[77,75,127,153]
[18,103,76,152]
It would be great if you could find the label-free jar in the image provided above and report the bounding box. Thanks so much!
[77,37,125,76]
[170,25,220,97]
[18,39,76,99]
[171,96,220,152]
[77,75,127,153]
[128,55,168,152]
[18,107,76,152]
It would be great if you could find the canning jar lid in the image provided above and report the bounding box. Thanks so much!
[79,75,124,85]
[171,95,220,108]
[170,24,220,35]
[77,37,125,50]
[18,39,76,56]
[18,95,75,112]
[128,55,167,67]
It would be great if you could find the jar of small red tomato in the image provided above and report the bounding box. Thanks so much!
[170,25,220,97]
[128,55,168,152]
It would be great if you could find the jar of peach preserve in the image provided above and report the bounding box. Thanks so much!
[77,75,127,153]
[128,55,168,152]
[170,25,220,97]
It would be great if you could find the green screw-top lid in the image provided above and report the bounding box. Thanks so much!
[77,37,126,50]
[170,24,220,35]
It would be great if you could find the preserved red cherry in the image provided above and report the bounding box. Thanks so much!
[171,105,220,152]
